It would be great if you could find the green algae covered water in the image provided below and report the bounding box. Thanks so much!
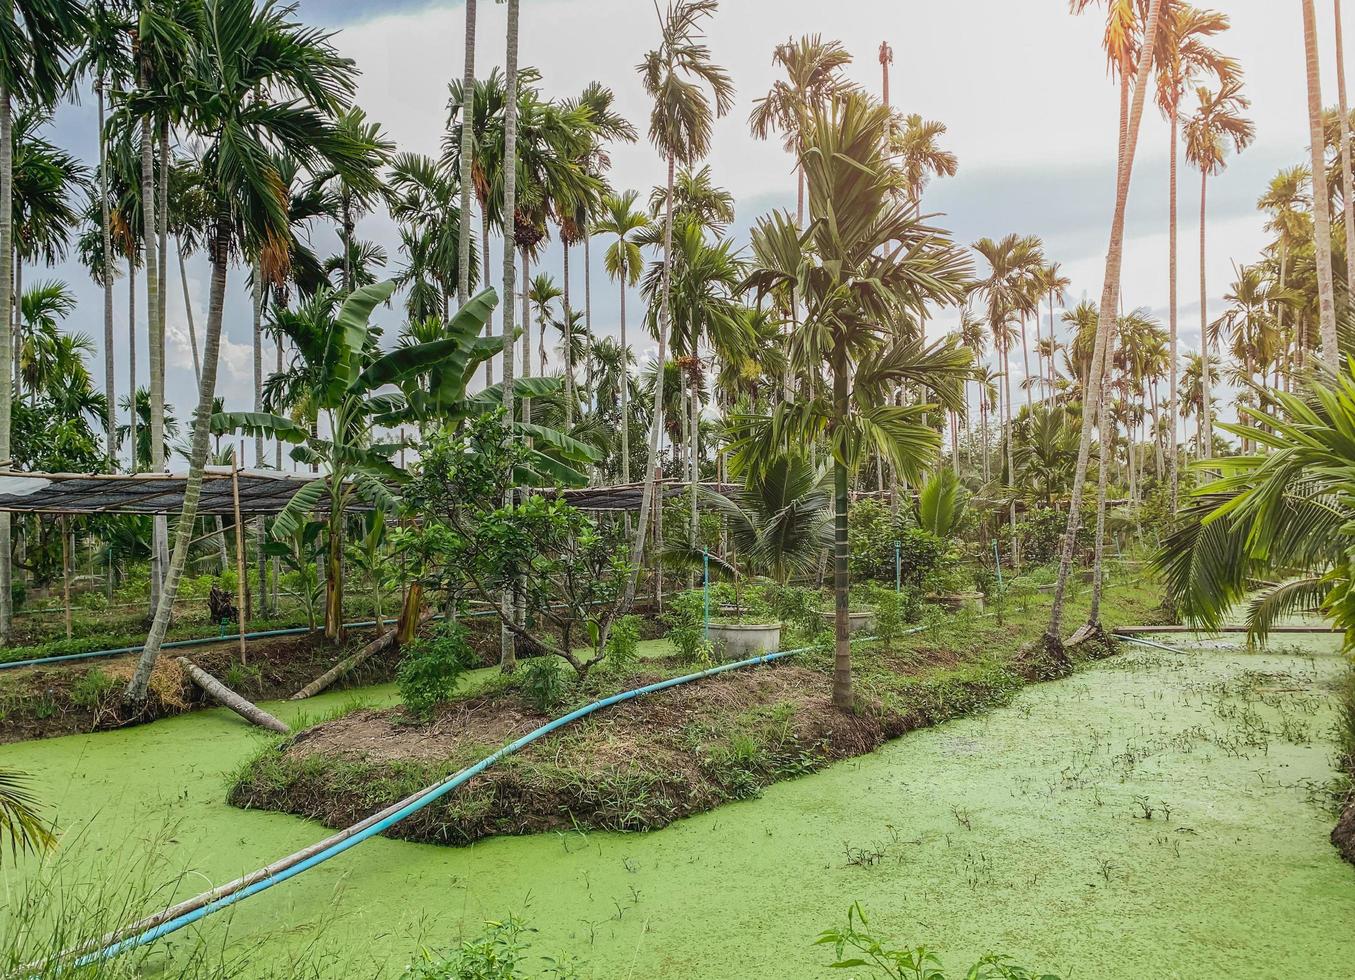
[3,637,1353,977]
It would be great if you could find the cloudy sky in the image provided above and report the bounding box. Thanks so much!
[38,0,1333,463]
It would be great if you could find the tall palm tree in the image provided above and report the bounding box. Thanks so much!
[498,0,522,670]
[596,189,647,487]
[1184,79,1254,458]
[528,272,561,379]
[1047,0,1166,655]
[72,1,132,470]
[889,112,959,208]
[1035,261,1071,401]
[627,0,734,605]
[1303,0,1340,366]
[126,0,381,701]
[737,93,971,709]
[747,33,855,227]
[0,0,84,642]
[1258,165,1312,385]
[1336,0,1355,310]
[1153,2,1234,511]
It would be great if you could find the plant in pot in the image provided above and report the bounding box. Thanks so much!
[663,452,832,659]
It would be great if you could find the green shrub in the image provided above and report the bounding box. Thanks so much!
[603,615,642,676]
[663,589,709,662]
[762,583,823,640]
[1004,507,1091,566]
[519,657,568,714]
[397,625,473,720]
[817,902,1060,979]
[70,667,119,709]
[405,914,578,979]
[223,663,263,691]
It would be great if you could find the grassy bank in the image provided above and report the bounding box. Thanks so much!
[229,575,1167,846]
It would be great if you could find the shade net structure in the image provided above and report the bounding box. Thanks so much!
[0,471,740,516]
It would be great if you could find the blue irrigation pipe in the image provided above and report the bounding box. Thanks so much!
[71,632,887,969]
[1114,633,1188,654]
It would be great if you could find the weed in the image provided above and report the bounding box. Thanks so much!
[69,668,119,709]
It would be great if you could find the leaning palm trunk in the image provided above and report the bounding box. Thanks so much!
[619,270,630,486]
[0,88,12,643]
[1046,0,1164,652]
[1088,317,1117,626]
[499,0,520,669]
[1168,106,1180,511]
[142,101,164,613]
[126,213,233,702]
[99,82,117,465]
[1199,169,1212,459]
[1304,0,1340,365]
[177,238,201,384]
[626,150,676,605]
[1339,0,1355,307]
[127,256,137,474]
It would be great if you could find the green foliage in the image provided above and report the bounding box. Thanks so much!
[1005,507,1089,567]
[865,587,915,646]
[70,668,119,709]
[915,468,967,538]
[397,625,474,720]
[603,615,642,676]
[1337,667,1355,774]
[223,663,263,691]
[762,583,824,640]
[816,903,1060,979]
[847,500,951,590]
[405,914,578,979]
[663,589,715,664]
[519,657,569,714]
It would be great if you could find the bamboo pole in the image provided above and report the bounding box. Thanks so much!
[231,453,248,663]
[177,658,289,733]
[61,515,71,640]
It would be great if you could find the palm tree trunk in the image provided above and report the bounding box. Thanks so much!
[1304,0,1340,366]
[562,239,574,425]
[127,256,137,473]
[99,82,117,466]
[141,99,164,613]
[688,375,699,563]
[831,357,851,710]
[1020,316,1033,413]
[252,267,264,465]
[457,0,476,307]
[481,203,493,386]
[1199,170,1212,459]
[584,232,594,410]
[126,211,233,701]
[1047,0,1164,651]
[626,149,676,605]
[619,272,630,487]
[177,238,201,385]
[0,88,12,643]
[499,0,520,670]
[521,247,532,424]
[1088,318,1116,626]
[1339,0,1355,308]
[1168,106,1180,512]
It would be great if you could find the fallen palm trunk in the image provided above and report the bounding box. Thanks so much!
[176,658,289,734]
[289,609,435,701]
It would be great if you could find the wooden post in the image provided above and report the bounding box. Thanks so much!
[231,453,248,663]
[61,515,72,640]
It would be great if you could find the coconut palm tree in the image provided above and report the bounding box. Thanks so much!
[1303,0,1340,366]
[1153,2,1235,510]
[748,33,855,226]
[125,0,385,701]
[1184,79,1254,457]
[1047,0,1166,656]
[736,93,971,709]
[627,0,735,605]
[596,190,647,487]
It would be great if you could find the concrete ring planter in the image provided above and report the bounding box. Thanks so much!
[930,591,985,612]
[818,609,877,634]
[706,622,782,661]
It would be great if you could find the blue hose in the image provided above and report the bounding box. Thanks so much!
[74,635,875,967]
